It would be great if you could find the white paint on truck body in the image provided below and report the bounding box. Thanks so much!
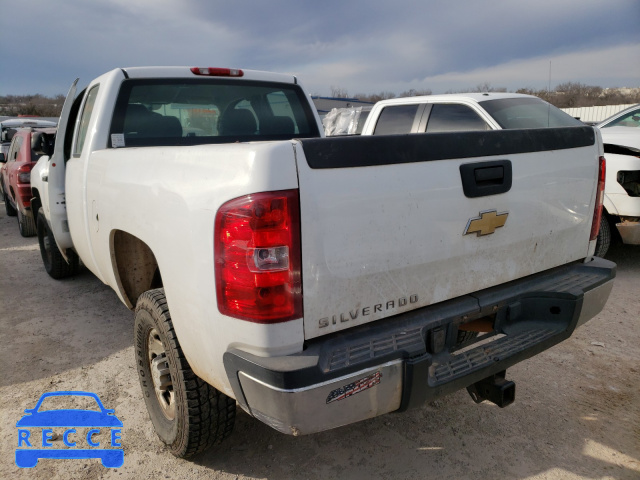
[34,67,321,396]
[73,141,304,395]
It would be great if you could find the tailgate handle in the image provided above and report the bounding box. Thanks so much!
[460,160,512,198]
[475,166,503,184]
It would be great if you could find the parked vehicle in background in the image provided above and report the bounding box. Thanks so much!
[598,104,640,130]
[0,127,56,236]
[1,118,57,160]
[594,105,640,256]
[359,92,584,135]
[31,67,614,460]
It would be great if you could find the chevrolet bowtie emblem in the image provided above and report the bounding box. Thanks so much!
[464,210,508,236]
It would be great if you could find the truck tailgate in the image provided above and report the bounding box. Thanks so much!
[294,127,599,339]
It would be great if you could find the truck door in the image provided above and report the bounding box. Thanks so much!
[46,80,78,259]
[65,83,102,278]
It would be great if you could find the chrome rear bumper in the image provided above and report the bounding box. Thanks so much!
[224,257,616,435]
[616,220,640,245]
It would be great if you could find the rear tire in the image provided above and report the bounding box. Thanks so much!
[595,215,610,257]
[134,289,235,458]
[17,209,37,237]
[4,192,16,216]
[36,207,79,279]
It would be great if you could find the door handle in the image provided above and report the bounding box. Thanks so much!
[460,160,512,198]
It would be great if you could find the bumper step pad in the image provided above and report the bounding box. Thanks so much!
[432,327,561,384]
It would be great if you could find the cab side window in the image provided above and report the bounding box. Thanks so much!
[373,105,420,135]
[73,85,100,156]
[605,109,640,128]
[426,104,489,133]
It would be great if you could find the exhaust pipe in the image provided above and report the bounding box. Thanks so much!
[467,370,515,408]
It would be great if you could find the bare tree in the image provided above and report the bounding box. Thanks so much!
[0,94,65,117]
[354,91,398,102]
[330,86,350,98]
[398,88,432,97]
[516,83,640,108]
[474,82,507,93]
[445,82,507,94]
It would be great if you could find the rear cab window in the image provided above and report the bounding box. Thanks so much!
[108,79,319,147]
[479,97,583,129]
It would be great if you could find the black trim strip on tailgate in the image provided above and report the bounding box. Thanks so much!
[301,126,595,169]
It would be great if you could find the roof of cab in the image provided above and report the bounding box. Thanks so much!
[1,118,57,128]
[374,92,538,107]
[119,66,298,85]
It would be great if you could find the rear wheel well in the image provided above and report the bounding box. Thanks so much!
[111,230,162,308]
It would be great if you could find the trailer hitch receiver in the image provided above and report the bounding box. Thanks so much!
[467,370,515,408]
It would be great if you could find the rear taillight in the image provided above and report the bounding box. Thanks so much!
[590,156,606,241]
[17,164,34,184]
[215,190,302,323]
[191,67,244,77]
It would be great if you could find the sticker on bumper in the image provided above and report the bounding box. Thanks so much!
[326,372,382,404]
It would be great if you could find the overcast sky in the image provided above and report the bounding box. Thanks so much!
[1,0,639,98]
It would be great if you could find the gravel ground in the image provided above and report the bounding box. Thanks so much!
[1,201,639,480]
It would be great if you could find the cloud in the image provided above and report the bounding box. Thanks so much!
[411,43,640,94]
[294,43,640,96]
[0,0,638,97]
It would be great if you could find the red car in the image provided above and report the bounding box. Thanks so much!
[0,127,56,237]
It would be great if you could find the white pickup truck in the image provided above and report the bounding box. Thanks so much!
[31,67,615,458]
[596,104,640,255]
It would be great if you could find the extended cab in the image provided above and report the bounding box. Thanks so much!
[30,67,615,458]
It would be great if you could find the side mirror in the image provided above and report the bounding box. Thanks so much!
[0,153,5,163]
[31,132,55,156]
